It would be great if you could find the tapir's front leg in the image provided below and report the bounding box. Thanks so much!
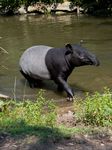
[56,76,74,101]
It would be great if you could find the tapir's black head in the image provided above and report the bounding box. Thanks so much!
[65,43,100,67]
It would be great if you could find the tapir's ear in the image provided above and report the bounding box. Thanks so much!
[65,43,73,55]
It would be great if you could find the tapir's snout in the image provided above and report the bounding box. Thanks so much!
[92,56,100,66]
[96,59,100,66]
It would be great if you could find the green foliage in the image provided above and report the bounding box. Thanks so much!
[68,0,112,16]
[20,0,39,7]
[0,90,57,133]
[81,0,112,16]
[0,0,111,15]
[0,89,112,139]
[0,0,64,15]
[68,0,82,6]
[0,0,20,15]
[74,88,112,127]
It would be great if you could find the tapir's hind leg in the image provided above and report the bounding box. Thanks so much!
[20,70,42,88]
[20,70,35,88]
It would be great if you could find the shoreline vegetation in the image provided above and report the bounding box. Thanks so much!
[0,0,112,16]
[0,88,112,138]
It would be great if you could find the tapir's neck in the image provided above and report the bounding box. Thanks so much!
[65,54,75,71]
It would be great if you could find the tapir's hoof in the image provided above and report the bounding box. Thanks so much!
[66,97,73,102]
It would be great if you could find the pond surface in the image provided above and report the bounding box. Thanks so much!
[0,14,112,104]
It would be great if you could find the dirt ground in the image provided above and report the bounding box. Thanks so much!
[0,132,112,150]
[0,110,112,150]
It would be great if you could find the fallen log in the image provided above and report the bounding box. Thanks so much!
[0,94,10,99]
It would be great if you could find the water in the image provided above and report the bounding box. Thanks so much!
[0,14,112,104]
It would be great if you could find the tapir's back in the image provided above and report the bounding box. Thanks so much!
[19,45,52,80]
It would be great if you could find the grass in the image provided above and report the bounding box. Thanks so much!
[0,88,112,141]
[0,90,56,129]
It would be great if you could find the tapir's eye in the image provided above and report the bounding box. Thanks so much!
[81,57,89,62]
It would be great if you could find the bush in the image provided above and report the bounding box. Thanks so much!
[74,88,112,127]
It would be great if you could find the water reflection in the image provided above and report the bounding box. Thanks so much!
[18,14,76,24]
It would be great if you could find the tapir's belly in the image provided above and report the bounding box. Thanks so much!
[19,46,52,80]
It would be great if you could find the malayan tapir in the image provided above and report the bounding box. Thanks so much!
[19,44,100,101]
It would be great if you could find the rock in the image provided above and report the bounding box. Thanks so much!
[51,2,76,12]
[18,5,27,14]
[28,3,48,14]
[17,2,83,15]
[28,5,37,13]
[55,11,68,15]
[57,110,74,127]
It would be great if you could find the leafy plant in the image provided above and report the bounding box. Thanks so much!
[74,88,112,127]
[0,90,57,133]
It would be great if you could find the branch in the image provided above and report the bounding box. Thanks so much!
[0,47,8,54]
